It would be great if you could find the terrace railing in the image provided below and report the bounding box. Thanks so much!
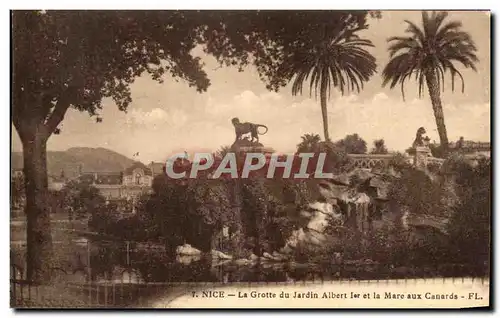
[347,154,401,170]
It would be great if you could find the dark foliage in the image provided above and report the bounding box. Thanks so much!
[12,10,377,280]
[334,133,368,154]
[370,139,389,154]
[447,157,490,270]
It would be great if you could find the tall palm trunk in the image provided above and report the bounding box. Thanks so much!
[320,75,330,142]
[425,69,449,155]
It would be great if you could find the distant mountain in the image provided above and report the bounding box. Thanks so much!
[11,147,138,179]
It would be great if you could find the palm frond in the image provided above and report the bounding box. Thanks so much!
[382,52,416,88]
[440,58,466,92]
[288,31,376,101]
[403,20,425,44]
[399,71,413,101]
[421,11,433,37]
[428,11,449,36]
[311,65,322,98]
[387,37,420,58]
[435,21,462,39]
[383,11,478,99]
[417,68,425,98]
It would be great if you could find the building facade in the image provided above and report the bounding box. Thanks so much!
[78,161,165,201]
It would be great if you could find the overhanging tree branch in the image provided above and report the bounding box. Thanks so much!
[42,87,77,138]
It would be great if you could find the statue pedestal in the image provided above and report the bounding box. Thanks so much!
[231,139,274,154]
[238,146,275,154]
[414,146,431,170]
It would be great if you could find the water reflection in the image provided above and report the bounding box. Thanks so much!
[89,257,487,285]
[89,258,386,284]
[71,239,489,284]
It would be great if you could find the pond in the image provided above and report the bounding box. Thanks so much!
[87,256,480,285]
[10,231,487,285]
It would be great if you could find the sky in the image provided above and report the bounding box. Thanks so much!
[11,10,491,164]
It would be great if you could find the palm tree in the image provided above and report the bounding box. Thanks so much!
[215,145,233,159]
[382,11,479,155]
[287,17,377,142]
[297,133,322,153]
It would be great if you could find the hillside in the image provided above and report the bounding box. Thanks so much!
[11,147,138,179]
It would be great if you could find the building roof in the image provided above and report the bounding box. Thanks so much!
[77,161,159,185]
[449,141,490,152]
[124,162,153,176]
[95,174,122,185]
[148,162,165,176]
[78,171,122,185]
[78,174,97,184]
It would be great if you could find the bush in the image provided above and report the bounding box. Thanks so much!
[429,144,446,158]
[61,180,106,220]
[388,152,413,172]
[317,141,353,173]
[426,162,442,174]
[334,133,368,154]
[388,167,447,217]
[447,158,490,271]
[87,203,120,235]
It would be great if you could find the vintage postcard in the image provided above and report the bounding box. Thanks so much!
[10,10,491,309]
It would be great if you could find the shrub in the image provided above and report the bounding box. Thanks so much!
[317,141,353,173]
[388,152,412,172]
[447,158,490,271]
[388,167,447,217]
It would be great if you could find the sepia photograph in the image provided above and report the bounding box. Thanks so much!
[10,9,491,309]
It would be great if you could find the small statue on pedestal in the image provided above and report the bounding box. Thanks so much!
[412,127,427,148]
[411,127,432,170]
[230,117,271,152]
[231,117,268,144]
[423,136,431,147]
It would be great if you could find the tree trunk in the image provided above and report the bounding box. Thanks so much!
[320,77,330,142]
[425,70,449,156]
[230,179,246,258]
[22,132,54,283]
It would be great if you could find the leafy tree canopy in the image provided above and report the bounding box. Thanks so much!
[370,139,388,154]
[13,10,379,138]
[60,180,106,220]
[335,133,368,154]
[297,133,322,153]
[12,9,379,281]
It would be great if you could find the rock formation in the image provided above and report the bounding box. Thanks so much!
[267,163,451,262]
